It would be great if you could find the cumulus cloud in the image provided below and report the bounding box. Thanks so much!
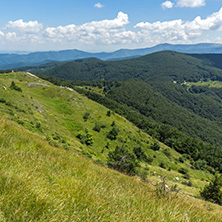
[161,0,205,9]
[1,8,222,51]
[6,19,43,33]
[176,0,205,8]
[94,3,104,8]
[162,1,174,9]
[45,11,131,44]
[5,32,17,41]
[135,7,222,43]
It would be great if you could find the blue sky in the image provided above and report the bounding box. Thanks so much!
[0,0,222,52]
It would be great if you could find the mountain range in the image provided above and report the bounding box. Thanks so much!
[1,43,222,70]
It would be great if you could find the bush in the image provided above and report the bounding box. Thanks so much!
[163,148,171,158]
[77,132,93,146]
[106,110,111,117]
[182,180,192,187]
[107,126,119,140]
[107,145,138,175]
[10,81,22,92]
[133,146,147,161]
[0,98,6,103]
[83,112,90,121]
[93,123,101,132]
[178,168,188,175]
[194,159,207,170]
[150,142,160,151]
[178,156,185,163]
[159,162,167,169]
[200,175,222,205]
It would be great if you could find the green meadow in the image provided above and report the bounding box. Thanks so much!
[0,72,221,221]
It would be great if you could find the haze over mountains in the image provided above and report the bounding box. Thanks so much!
[1,43,222,70]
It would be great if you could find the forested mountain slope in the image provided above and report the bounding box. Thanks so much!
[42,51,222,82]
[39,51,222,148]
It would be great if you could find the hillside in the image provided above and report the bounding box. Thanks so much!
[1,72,222,220]
[41,51,222,82]
[37,51,222,147]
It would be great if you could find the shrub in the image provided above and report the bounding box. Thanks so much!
[159,162,167,169]
[182,180,192,187]
[93,123,101,132]
[146,156,153,163]
[111,121,115,127]
[77,132,93,146]
[133,146,147,161]
[106,110,111,117]
[178,156,185,163]
[10,81,22,92]
[194,159,207,170]
[163,148,171,158]
[178,168,188,175]
[150,142,160,151]
[36,121,41,128]
[200,175,222,205]
[107,145,138,175]
[83,112,90,121]
[0,98,6,103]
[107,126,119,140]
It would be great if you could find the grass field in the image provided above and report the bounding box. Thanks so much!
[0,72,222,221]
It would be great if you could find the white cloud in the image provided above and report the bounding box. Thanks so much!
[5,32,17,41]
[162,1,174,9]
[45,11,130,45]
[135,7,222,44]
[94,3,104,8]
[6,19,43,33]
[176,0,205,8]
[1,8,222,51]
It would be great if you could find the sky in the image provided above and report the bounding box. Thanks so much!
[0,0,222,52]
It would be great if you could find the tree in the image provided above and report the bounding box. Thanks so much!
[107,145,138,175]
[10,81,22,92]
[200,174,222,205]
[107,126,119,140]
[106,110,111,117]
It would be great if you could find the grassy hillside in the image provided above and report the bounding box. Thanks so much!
[1,116,222,221]
[0,72,222,221]
[1,72,222,220]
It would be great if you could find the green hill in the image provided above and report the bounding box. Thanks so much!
[41,51,222,82]
[38,51,222,148]
[1,71,222,220]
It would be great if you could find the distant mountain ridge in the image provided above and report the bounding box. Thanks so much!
[1,43,222,69]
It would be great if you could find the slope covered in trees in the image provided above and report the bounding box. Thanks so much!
[39,51,222,147]
[41,51,222,82]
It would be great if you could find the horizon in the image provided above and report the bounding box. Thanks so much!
[1,42,222,55]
